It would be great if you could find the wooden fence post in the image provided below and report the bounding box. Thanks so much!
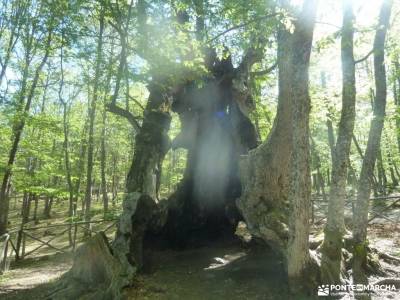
[15,229,23,260]
[3,238,9,272]
[0,233,11,273]
[73,222,78,251]
[21,231,26,259]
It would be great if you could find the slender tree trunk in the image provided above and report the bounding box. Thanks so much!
[376,146,387,195]
[58,36,75,244]
[0,28,53,235]
[76,120,88,214]
[111,153,117,206]
[287,0,318,293]
[84,7,105,233]
[321,0,356,284]
[353,0,393,291]
[387,151,398,186]
[327,117,336,161]
[43,196,54,219]
[311,138,327,201]
[0,0,25,86]
[100,54,114,217]
[101,109,109,215]
[33,194,39,224]
[353,134,379,195]
[22,192,30,224]
[393,60,400,153]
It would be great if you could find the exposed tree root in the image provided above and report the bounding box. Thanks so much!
[372,278,400,289]
[370,247,400,265]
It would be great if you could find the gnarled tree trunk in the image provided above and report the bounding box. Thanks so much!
[236,27,292,254]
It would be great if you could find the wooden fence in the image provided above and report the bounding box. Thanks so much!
[0,219,118,274]
[1,196,399,274]
[311,194,400,225]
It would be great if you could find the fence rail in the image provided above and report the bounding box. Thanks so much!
[311,194,400,225]
[0,218,118,274]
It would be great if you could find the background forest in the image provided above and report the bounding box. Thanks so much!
[0,0,400,299]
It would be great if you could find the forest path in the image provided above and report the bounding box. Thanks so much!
[0,252,72,298]
[1,226,398,300]
[0,239,294,300]
[126,240,292,300]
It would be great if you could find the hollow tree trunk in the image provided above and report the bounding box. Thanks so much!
[353,0,393,290]
[321,0,356,284]
[237,26,293,253]
[164,74,258,246]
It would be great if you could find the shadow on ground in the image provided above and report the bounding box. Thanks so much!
[0,239,297,300]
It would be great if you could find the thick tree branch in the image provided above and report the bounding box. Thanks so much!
[106,102,141,131]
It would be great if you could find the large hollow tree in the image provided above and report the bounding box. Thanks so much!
[51,1,304,298]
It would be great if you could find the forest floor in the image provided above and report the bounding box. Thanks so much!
[0,196,399,299]
[126,239,290,300]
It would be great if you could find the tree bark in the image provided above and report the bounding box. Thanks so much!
[321,0,356,284]
[84,7,105,233]
[100,55,114,217]
[286,0,319,294]
[393,60,400,153]
[112,80,171,287]
[237,24,293,253]
[352,0,393,291]
[101,109,109,215]
[376,146,387,195]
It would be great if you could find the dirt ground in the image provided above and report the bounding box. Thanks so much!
[1,198,399,300]
[0,239,294,300]
[126,240,290,300]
